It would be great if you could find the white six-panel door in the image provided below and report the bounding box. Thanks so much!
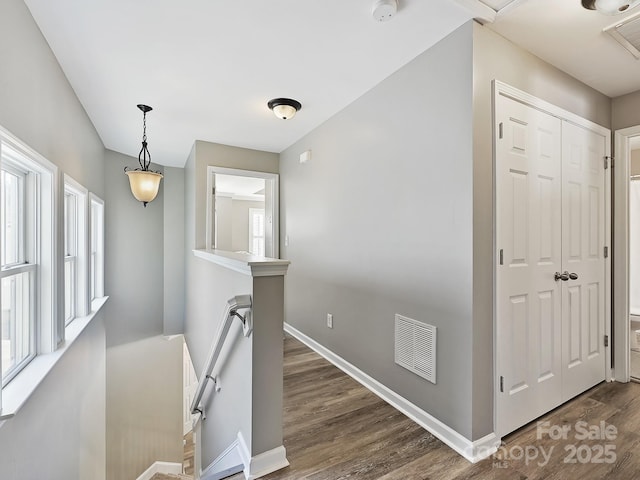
[496,93,607,436]
[496,94,563,436]
[561,121,606,401]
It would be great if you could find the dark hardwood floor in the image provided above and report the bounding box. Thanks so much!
[224,335,640,480]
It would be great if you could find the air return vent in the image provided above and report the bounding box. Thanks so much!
[394,314,436,384]
[604,12,640,59]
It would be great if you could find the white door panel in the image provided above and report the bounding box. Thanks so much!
[561,121,606,401]
[496,95,563,436]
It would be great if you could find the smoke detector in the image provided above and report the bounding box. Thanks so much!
[372,0,398,22]
[582,0,640,15]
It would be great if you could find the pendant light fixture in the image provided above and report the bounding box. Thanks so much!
[268,98,302,120]
[581,0,640,14]
[124,104,163,207]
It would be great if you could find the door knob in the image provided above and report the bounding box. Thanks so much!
[569,272,578,280]
[554,271,569,281]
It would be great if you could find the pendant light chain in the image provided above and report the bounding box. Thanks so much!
[124,103,163,207]
[138,108,151,171]
[142,110,147,143]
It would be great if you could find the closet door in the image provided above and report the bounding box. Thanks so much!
[495,94,608,437]
[560,121,606,401]
[496,95,563,436]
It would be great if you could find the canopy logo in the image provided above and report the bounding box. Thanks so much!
[491,420,618,469]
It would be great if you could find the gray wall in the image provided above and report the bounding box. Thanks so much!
[280,23,475,438]
[471,22,612,439]
[104,150,165,346]
[232,200,265,252]
[104,150,183,479]
[183,141,280,466]
[106,335,183,479]
[187,260,253,466]
[0,2,105,196]
[0,0,106,478]
[612,90,640,131]
[631,150,640,176]
[215,196,234,250]
[0,315,106,480]
[164,167,186,335]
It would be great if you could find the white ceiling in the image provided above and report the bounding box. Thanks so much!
[22,0,474,167]
[216,174,265,198]
[23,0,640,168]
[487,0,640,98]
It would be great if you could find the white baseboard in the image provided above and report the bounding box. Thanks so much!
[237,431,289,479]
[284,323,501,463]
[136,461,183,480]
[201,437,244,480]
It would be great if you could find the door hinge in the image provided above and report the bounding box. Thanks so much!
[499,249,504,265]
[604,246,609,258]
[498,122,504,139]
[212,187,215,195]
[604,335,609,347]
[604,156,614,170]
[500,375,504,393]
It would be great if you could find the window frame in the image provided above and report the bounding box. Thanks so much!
[1,163,27,268]
[248,207,266,256]
[0,125,112,420]
[63,189,77,324]
[0,127,57,397]
[63,176,88,326]
[89,193,104,308]
[0,161,36,384]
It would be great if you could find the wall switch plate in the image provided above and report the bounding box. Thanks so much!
[327,313,333,329]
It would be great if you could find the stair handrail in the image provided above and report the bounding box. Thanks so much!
[190,294,253,417]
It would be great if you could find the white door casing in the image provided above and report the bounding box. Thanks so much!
[612,126,640,384]
[494,81,610,437]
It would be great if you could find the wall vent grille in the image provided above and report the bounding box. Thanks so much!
[394,314,436,384]
[604,12,640,60]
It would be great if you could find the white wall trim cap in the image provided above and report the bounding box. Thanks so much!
[136,461,183,480]
[237,431,289,479]
[193,249,290,277]
[201,437,244,480]
[284,322,501,463]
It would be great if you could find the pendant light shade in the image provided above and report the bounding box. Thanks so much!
[125,170,163,204]
[124,104,163,207]
[582,0,640,14]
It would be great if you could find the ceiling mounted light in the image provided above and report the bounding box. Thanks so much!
[268,98,302,120]
[124,104,163,207]
[581,0,640,14]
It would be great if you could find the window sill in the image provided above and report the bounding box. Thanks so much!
[0,296,109,420]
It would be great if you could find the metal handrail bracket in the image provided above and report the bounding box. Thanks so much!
[190,294,252,418]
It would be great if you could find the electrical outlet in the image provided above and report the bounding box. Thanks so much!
[326,313,333,329]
